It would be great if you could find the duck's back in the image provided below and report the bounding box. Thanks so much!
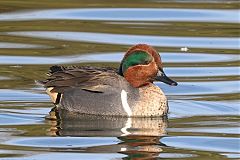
[41,65,140,116]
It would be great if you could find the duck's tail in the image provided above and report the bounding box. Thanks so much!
[48,65,64,74]
[35,65,63,86]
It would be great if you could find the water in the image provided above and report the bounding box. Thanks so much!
[0,0,239,159]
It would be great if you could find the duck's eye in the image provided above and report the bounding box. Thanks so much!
[143,60,150,65]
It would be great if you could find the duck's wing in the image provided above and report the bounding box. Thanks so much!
[39,65,119,103]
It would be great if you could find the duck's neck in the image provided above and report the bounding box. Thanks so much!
[118,64,124,76]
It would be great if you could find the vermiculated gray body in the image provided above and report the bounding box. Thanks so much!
[60,75,140,116]
[41,65,168,117]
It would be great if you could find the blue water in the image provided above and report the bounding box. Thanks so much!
[0,1,239,159]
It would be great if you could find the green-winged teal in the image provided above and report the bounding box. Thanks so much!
[40,44,177,117]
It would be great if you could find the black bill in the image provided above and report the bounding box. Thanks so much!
[155,69,178,86]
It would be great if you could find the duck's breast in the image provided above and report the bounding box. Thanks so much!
[131,84,168,117]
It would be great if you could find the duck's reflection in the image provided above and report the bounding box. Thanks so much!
[47,109,168,159]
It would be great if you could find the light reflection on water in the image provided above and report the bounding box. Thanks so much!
[0,1,239,160]
[6,31,240,49]
[0,42,50,49]
[0,8,238,23]
[0,52,238,64]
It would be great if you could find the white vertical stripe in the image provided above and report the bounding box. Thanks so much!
[120,147,127,151]
[121,118,132,136]
[121,89,132,116]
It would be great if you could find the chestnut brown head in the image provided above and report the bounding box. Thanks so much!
[119,44,177,88]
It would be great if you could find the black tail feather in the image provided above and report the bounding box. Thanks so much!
[49,65,64,74]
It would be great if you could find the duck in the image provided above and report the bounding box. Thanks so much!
[40,44,177,117]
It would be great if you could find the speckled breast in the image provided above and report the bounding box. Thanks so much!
[131,84,168,117]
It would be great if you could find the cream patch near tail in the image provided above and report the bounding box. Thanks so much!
[46,87,58,103]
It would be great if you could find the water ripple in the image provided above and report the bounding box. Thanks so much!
[5,137,118,148]
[166,67,240,77]
[0,89,48,102]
[161,136,240,153]
[0,113,43,125]
[0,42,50,49]
[161,81,240,95]
[0,8,238,23]
[169,100,239,118]
[6,31,239,49]
[168,127,240,134]
[0,153,123,160]
[0,52,238,64]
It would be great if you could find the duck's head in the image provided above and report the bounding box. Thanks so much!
[119,44,177,88]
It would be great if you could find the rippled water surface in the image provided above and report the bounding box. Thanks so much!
[0,0,239,159]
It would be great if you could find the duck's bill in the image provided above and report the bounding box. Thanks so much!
[155,70,178,86]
